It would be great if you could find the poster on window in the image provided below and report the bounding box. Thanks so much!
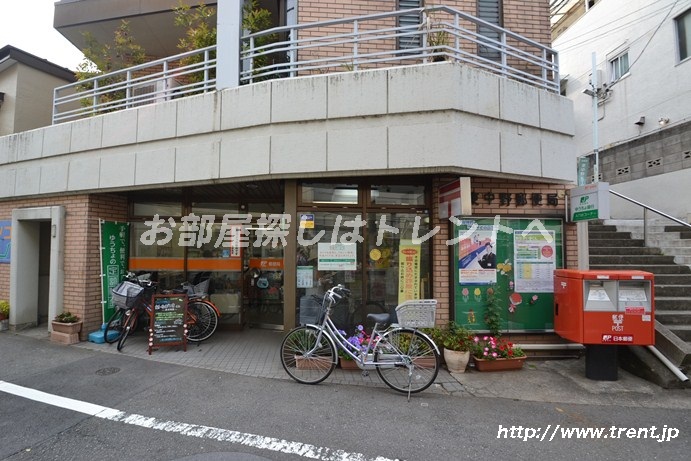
[457,224,497,286]
[317,243,356,271]
[513,230,556,293]
[0,221,10,264]
[398,240,421,303]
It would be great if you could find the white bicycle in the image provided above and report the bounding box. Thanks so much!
[280,285,440,397]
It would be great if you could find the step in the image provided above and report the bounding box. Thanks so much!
[589,264,691,274]
[665,225,691,233]
[668,325,691,342]
[655,274,691,285]
[655,310,691,325]
[589,247,662,256]
[655,285,691,297]
[589,231,633,240]
[590,255,677,265]
[655,297,691,310]
[646,238,691,248]
[589,238,645,248]
[588,224,619,232]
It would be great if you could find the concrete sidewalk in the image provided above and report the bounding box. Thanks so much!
[8,327,691,408]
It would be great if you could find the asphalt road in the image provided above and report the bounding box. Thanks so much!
[0,333,688,460]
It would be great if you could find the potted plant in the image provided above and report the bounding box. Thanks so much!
[484,285,502,337]
[51,311,83,344]
[471,335,526,371]
[441,322,473,373]
[427,30,450,62]
[0,300,9,331]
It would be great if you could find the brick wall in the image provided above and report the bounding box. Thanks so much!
[0,194,127,338]
[294,1,551,74]
[431,176,578,332]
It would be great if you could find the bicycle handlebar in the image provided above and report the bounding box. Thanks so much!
[325,284,350,304]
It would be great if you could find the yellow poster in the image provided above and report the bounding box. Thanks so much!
[398,240,421,303]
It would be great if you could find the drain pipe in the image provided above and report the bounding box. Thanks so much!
[647,345,689,383]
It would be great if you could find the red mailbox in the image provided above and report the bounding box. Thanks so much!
[554,269,655,346]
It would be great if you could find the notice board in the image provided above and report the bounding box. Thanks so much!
[149,294,188,354]
[453,218,563,332]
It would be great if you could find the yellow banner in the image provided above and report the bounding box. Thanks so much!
[398,240,421,303]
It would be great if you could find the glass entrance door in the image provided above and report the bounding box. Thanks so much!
[244,228,284,329]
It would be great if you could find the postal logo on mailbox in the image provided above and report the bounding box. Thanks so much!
[611,314,624,332]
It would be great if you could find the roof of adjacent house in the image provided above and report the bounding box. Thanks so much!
[0,45,76,82]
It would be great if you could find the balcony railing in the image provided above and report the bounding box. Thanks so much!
[53,5,559,124]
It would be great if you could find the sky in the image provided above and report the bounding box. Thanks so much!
[1,0,85,71]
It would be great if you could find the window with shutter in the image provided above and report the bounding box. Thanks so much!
[477,0,502,61]
[398,0,423,50]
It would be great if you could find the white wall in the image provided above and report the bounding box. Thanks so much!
[554,0,691,156]
[0,63,576,199]
[609,169,691,220]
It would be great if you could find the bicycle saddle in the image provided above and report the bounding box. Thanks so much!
[367,312,391,325]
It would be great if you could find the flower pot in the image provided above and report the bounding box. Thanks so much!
[339,357,361,370]
[52,321,82,334]
[295,355,331,370]
[443,349,470,373]
[51,321,83,345]
[0,319,8,331]
[473,356,526,372]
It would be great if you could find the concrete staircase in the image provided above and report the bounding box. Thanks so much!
[588,220,691,387]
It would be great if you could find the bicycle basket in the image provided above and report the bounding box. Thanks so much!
[182,279,210,297]
[395,300,437,329]
[112,281,144,309]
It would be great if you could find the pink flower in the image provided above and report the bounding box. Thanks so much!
[492,352,498,358]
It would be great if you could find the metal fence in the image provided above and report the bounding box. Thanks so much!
[52,5,558,124]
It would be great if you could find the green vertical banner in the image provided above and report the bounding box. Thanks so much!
[100,221,130,323]
[453,218,563,332]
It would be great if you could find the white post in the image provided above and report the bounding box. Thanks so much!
[217,0,243,89]
[591,52,599,183]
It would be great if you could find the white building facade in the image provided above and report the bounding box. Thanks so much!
[554,0,691,219]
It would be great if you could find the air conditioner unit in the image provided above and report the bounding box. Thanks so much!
[131,79,180,106]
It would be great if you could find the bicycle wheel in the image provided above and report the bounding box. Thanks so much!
[280,325,336,385]
[186,301,218,342]
[116,308,138,352]
[374,328,439,394]
[103,308,126,344]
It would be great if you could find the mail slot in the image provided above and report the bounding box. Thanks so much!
[554,269,655,381]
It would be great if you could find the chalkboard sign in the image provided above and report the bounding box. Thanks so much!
[148,294,188,355]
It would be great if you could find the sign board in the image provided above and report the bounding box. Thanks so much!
[100,221,130,322]
[453,218,564,332]
[577,156,590,186]
[0,221,11,264]
[438,177,472,219]
[317,243,357,270]
[569,182,610,222]
[398,240,421,303]
[148,295,188,354]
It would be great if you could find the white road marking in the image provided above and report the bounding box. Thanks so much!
[0,380,399,461]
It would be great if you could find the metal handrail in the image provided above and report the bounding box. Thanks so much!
[609,190,691,228]
[609,189,691,246]
[52,5,559,124]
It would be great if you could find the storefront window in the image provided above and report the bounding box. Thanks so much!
[366,213,431,309]
[370,185,425,206]
[129,221,185,290]
[301,183,359,205]
[296,212,364,331]
[296,180,431,332]
[133,202,182,217]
